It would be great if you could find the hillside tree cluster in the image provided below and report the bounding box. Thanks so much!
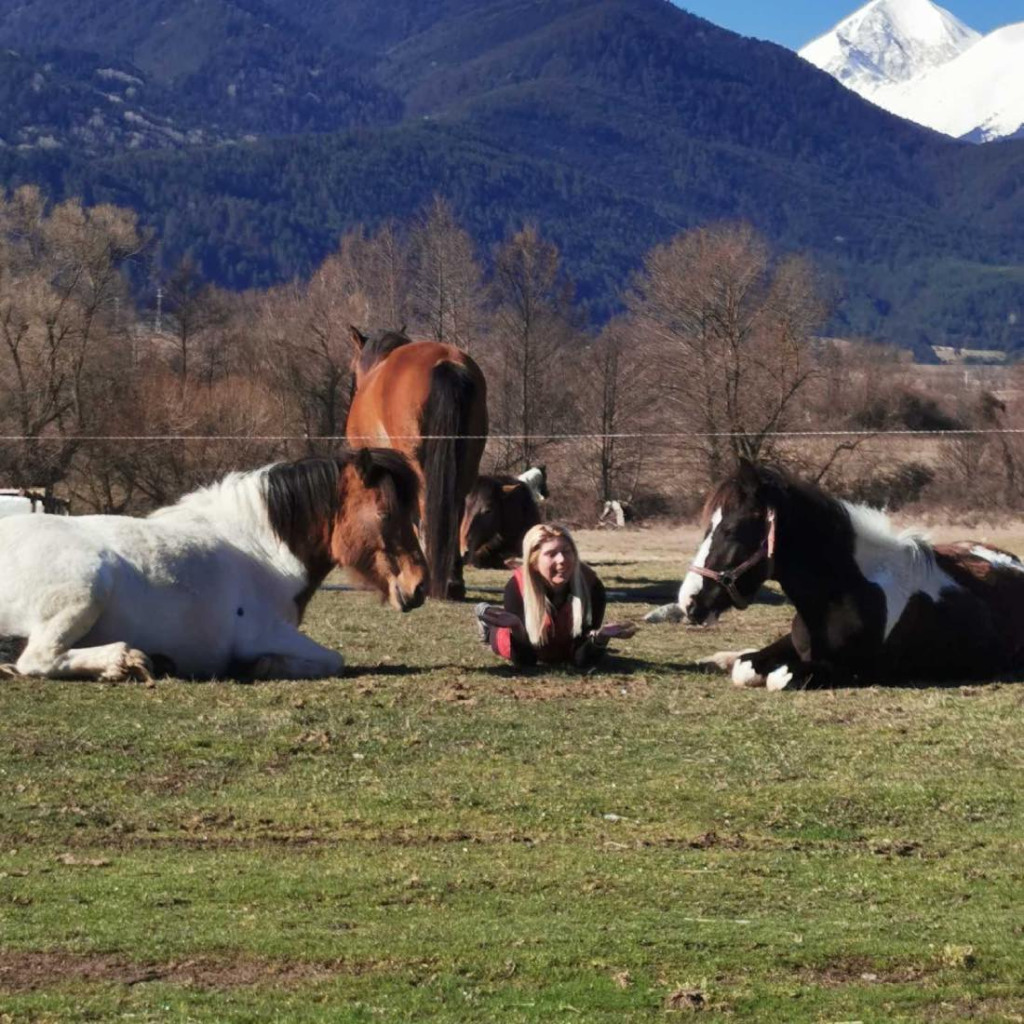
[0,187,1018,520]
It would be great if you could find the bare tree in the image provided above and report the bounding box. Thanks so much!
[407,196,484,350]
[485,223,578,470]
[253,246,368,452]
[363,220,410,328]
[571,317,654,505]
[627,222,827,482]
[161,256,229,388]
[0,186,142,493]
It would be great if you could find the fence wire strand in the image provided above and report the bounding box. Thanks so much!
[2,429,1024,443]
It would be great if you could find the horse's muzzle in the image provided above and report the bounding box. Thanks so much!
[396,582,426,613]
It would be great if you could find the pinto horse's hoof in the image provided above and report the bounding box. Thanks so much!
[731,657,766,688]
[766,666,794,691]
[0,663,20,679]
[698,649,755,673]
[445,580,467,601]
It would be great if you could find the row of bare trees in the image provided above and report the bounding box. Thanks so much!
[1,185,1019,519]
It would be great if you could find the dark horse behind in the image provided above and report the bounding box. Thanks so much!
[346,328,488,599]
[460,467,547,569]
[670,459,1024,690]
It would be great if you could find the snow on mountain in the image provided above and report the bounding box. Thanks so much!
[871,23,1024,141]
[799,0,1024,142]
[799,0,980,95]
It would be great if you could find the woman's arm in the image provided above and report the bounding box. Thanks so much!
[572,575,608,668]
[492,576,537,667]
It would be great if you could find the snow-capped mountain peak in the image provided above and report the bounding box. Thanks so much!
[873,22,1024,141]
[799,0,980,94]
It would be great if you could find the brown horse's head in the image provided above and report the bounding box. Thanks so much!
[348,325,413,390]
[335,448,428,611]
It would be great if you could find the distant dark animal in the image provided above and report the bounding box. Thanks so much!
[346,328,488,600]
[460,466,548,569]
[0,450,427,681]
[668,459,1024,690]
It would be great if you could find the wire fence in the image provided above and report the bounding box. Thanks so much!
[2,429,1024,443]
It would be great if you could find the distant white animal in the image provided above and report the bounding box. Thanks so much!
[0,451,427,682]
[0,489,69,518]
[517,465,548,504]
[599,499,633,528]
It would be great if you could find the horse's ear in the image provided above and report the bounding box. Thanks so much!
[398,322,408,337]
[349,325,367,353]
[736,457,761,493]
[501,484,519,495]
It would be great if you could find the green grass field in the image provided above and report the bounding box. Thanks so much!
[1,527,1023,1022]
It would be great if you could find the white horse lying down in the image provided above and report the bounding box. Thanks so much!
[0,449,428,681]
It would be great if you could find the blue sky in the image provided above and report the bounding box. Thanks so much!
[672,1,1019,51]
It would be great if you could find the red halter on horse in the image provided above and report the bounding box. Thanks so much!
[346,328,488,599]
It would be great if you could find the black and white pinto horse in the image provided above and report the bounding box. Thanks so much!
[675,460,1024,690]
[460,465,548,569]
[0,449,428,682]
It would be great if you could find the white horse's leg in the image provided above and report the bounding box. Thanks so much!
[247,626,344,681]
[9,601,152,682]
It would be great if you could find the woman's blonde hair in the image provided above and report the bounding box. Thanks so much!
[521,523,591,646]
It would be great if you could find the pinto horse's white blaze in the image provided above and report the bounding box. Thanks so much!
[679,507,723,621]
[970,545,1024,572]
[845,503,960,640]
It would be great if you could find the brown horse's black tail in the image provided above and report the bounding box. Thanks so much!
[420,360,478,599]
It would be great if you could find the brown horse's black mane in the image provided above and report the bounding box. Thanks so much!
[265,449,419,550]
[358,329,412,377]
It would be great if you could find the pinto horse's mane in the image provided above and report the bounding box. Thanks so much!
[705,462,934,565]
[266,450,418,547]
[152,450,419,551]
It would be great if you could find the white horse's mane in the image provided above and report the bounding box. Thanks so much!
[149,466,274,537]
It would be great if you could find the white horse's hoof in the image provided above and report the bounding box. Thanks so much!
[766,666,793,691]
[101,645,153,683]
[0,663,19,679]
[699,649,754,673]
[732,658,766,688]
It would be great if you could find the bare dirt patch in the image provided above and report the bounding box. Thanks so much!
[436,675,652,703]
[0,950,435,992]
[794,955,933,987]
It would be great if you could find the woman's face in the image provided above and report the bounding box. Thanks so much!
[535,537,576,589]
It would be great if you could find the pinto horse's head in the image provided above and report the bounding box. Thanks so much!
[680,459,776,626]
[335,448,428,612]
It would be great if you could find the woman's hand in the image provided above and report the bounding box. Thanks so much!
[597,621,638,640]
[481,607,528,641]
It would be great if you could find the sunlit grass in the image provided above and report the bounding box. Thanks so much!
[1,528,1023,1021]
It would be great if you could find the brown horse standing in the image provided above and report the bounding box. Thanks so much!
[346,328,488,599]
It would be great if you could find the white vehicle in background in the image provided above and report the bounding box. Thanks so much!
[0,489,70,517]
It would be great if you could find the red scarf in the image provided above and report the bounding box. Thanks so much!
[494,567,583,664]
